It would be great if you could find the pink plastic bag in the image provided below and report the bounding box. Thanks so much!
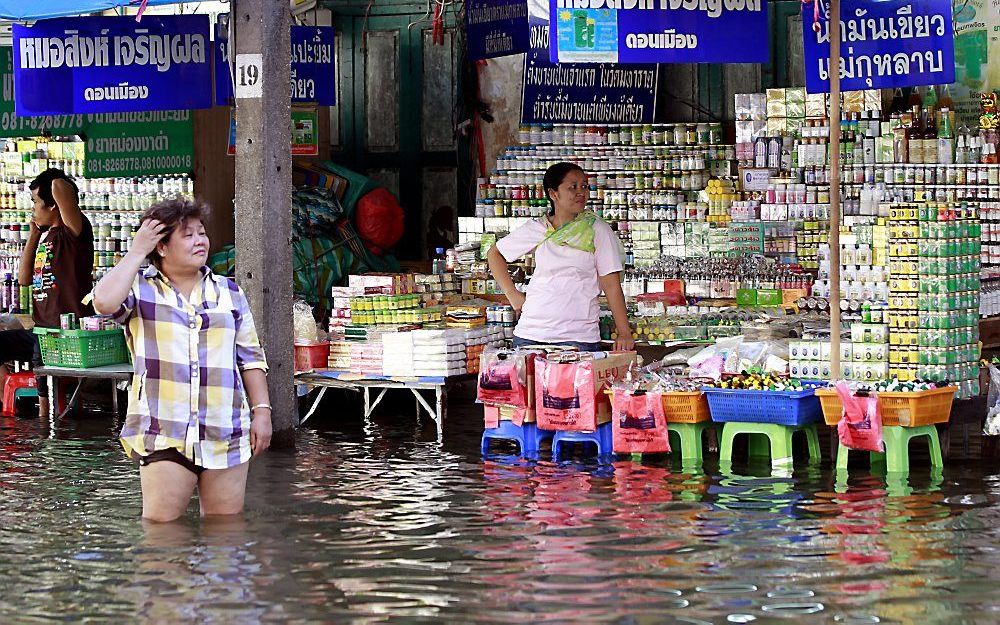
[835,383,884,453]
[535,357,597,431]
[478,350,526,407]
[611,390,670,454]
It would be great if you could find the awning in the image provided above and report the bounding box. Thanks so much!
[0,1,183,20]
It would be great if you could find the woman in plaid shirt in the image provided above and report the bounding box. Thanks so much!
[93,199,272,523]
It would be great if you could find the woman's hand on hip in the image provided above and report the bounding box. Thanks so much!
[508,291,526,314]
[250,409,272,456]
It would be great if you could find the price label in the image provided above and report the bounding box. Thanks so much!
[234,53,263,99]
[742,167,772,191]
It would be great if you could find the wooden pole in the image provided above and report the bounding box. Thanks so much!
[233,0,296,447]
[828,0,842,381]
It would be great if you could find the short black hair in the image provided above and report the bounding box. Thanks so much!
[29,168,78,208]
[140,197,211,266]
[542,162,586,215]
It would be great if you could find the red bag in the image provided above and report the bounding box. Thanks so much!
[535,357,597,431]
[611,390,670,454]
[835,382,884,453]
[477,349,526,407]
[484,405,500,429]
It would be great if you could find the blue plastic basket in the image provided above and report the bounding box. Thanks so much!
[701,387,823,426]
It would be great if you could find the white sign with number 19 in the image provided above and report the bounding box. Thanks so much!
[234,53,263,99]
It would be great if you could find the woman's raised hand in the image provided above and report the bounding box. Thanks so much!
[131,219,168,258]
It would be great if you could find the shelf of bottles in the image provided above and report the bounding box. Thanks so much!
[477,123,745,283]
[740,86,1000,319]
[0,136,194,313]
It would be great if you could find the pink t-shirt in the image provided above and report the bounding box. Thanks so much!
[495,217,623,343]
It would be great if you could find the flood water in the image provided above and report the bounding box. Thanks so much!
[2,388,1000,623]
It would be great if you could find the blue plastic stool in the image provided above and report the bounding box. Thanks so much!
[552,422,614,460]
[481,421,554,457]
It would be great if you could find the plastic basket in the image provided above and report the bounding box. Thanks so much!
[33,328,129,368]
[701,387,823,426]
[815,387,956,427]
[814,388,846,426]
[879,387,956,427]
[661,391,711,423]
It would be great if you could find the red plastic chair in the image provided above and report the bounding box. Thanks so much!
[2,371,37,417]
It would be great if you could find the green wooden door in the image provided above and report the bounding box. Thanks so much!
[330,10,460,261]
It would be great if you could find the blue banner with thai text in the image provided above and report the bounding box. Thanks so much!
[802,0,955,93]
[13,15,212,115]
[522,15,657,124]
[467,0,530,60]
[215,25,336,106]
[549,0,769,64]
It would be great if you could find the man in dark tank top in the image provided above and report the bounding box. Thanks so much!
[0,168,94,417]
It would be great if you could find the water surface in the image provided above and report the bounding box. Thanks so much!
[1,394,999,624]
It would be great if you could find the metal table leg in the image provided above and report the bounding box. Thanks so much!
[299,387,328,425]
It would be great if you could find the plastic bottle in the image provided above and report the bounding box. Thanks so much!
[938,107,954,164]
[923,85,938,110]
[0,274,9,311]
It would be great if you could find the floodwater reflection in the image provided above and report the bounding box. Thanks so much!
[0,407,998,623]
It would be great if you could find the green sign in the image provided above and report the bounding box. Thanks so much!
[0,47,194,177]
[0,47,84,138]
[291,109,318,156]
[84,111,194,178]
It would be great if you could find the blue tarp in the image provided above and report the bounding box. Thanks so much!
[0,1,182,20]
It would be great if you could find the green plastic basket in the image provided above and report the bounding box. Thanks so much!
[33,328,129,368]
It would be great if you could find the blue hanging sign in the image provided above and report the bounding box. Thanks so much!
[13,15,212,115]
[215,25,336,106]
[466,0,530,60]
[549,0,769,64]
[522,15,657,124]
[802,0,956,94]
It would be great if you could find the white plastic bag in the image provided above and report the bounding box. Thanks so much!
[293,300,319,343]
[984,365,1000,436]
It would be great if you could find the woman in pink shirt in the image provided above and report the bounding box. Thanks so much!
[487,162,635,352]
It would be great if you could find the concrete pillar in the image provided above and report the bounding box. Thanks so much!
[233,0,296,447]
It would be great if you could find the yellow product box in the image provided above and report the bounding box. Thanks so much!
[842,90,865,113]
[766,117,787,135]
[888,277,919,293]
[766,88,787,117]
[888,206,918,221]
[888,241,919,257]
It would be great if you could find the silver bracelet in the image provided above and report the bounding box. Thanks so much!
[250,403,272,412]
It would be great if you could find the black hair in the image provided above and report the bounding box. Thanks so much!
[29,168,78,208]
[140,197,211,267]
[542,162,586,216]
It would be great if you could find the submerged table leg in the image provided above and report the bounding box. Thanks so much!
[436,387,445,442]
[111,380,119,416]
[367,388,390,416]
[299,387,328,426]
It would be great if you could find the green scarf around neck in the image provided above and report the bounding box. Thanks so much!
[541,211,598,253]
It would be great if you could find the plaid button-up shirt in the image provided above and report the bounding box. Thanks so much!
[113,265,268,469]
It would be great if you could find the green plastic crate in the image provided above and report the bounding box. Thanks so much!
[33,328,129,368]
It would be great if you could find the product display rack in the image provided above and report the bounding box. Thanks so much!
[0,136,194,313]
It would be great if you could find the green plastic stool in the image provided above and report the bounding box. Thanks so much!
[14,388,38,401]
[667,421,713,464]
[882,425,943,473]
[719,422,821,469]
[835,442,887,472]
